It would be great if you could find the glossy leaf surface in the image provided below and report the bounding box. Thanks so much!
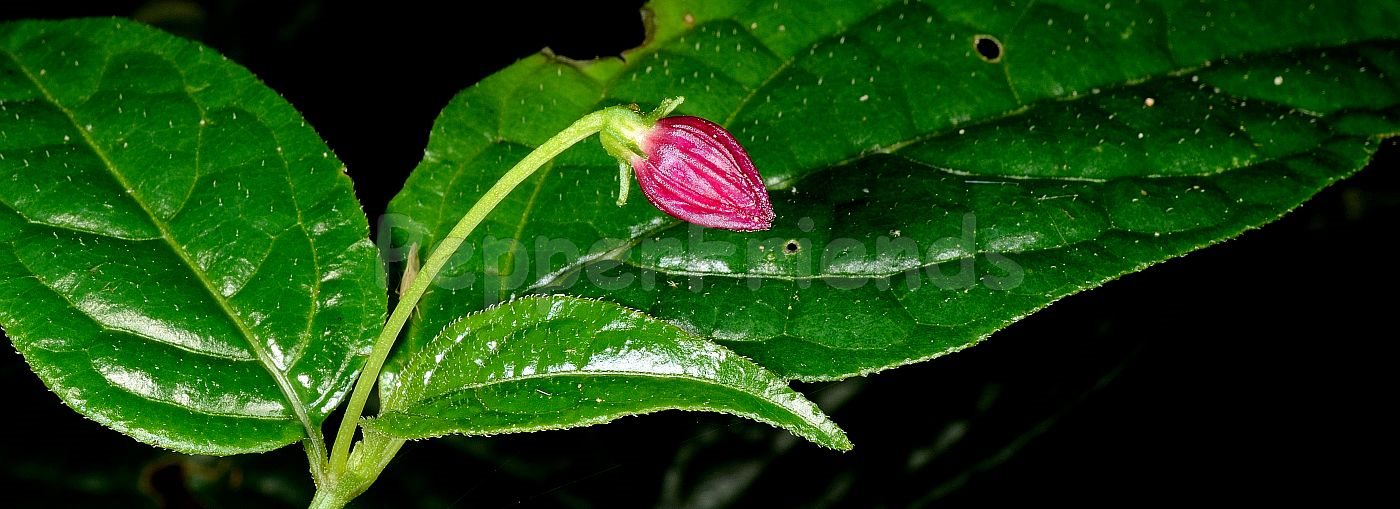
[367,296,850,450]
[0,19,385,453]
[386,0,1399,382]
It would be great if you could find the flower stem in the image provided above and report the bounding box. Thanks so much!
[325,109,610,477]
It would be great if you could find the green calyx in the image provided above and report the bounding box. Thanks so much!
[599,97,685,206]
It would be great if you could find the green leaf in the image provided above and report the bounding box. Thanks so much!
[366,296,850,451]
[0,19,385,454]
[387,0,1399,381]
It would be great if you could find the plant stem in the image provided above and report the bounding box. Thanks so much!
[308,489,345,509]
[326,109,610,475]
[312,434,405,509]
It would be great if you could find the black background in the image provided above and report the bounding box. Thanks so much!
[2,1,1395,507]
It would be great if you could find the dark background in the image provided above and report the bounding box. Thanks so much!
[2,1,1395,507]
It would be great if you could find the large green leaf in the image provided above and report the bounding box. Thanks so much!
[387,0,1399,381]
[366,296,850,450]
[0,19,385,454]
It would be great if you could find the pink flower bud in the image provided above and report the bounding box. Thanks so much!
[629,116,775,231]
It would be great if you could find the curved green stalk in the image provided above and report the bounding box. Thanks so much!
[316,99,681,507]
[326,110,610,474]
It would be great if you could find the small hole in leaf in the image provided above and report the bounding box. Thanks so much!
[783,240,801,255]
[974,35,1002,62]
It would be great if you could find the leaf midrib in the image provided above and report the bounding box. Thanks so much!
[398,368,773,409]
[0,48,320,439]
